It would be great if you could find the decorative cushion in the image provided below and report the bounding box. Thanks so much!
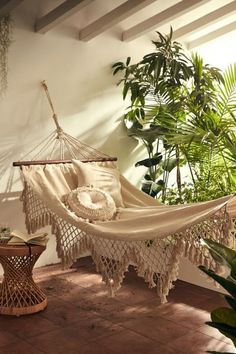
[72,160,124,208]
[66,186,116,221]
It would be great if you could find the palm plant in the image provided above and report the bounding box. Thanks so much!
[113,29,236,204]
[168,62,236,202]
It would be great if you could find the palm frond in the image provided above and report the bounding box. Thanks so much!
[217,63,236,120]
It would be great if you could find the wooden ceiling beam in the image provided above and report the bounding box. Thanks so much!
[188,21,236,49]
[122,0,210,42]
[35,0,94,34]
[79,0,157,42]
[0,0,24,17]
[174,1,236,40]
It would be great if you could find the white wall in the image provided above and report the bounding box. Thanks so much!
[0,0,234,292]
[0,0,152,267]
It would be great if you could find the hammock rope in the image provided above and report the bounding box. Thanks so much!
[13,81,116,166]
[41,80,62,133]
[10,82,236,303]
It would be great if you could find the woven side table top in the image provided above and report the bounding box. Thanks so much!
[0,244,47,316]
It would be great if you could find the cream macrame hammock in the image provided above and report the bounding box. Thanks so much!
[13,82,236,303]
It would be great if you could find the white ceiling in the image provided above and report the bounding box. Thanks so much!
[2,0,236,49]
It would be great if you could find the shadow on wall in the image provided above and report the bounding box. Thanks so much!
[0,88,49,195]
[82,113,147,184]
[0,139,23,196]
[99,118,144,174]
[51,67,120,120]
[0,86,122,197]
[0,195,24,228]
[71,108,145,174]
[0,58,140,193]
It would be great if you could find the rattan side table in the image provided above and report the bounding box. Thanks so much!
[0,244,47,316]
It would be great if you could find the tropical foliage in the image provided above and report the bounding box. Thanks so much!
[200,239,236,353]
[113,29,236,204]
[0,16,12,97]
[0,226,10,241]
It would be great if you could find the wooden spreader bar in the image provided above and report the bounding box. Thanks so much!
[12,82,116,168]
[13,157,117,167]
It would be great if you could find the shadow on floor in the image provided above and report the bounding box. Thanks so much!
[0,257,234,354]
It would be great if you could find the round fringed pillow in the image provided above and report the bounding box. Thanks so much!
[66,186,116,221]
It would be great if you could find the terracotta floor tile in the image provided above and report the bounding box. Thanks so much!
[114,283,157,305]
[65,343,117,354]
[129,301,208,327]
[25,328,87,353]
[167,330,236,353]
[197,324,233,345]
[58,270,104,290]
[41,301,97,327]
[0,340,45,354]
[148,345,185,354]
[98,301,165,323]
[33,264,76,281]
[160,303,210,329]
[0,330,19,348]
[0,261,233,354]
[65,317,123,343]
[66,287,125,316]
[167,285,212,308]
[92,328,157,354]
[39,277,78,298]
[71,342,182,354]
[55,283,91,301]
[174,280,217,297]
[120,316,190,344]
[37,295,73,310]
[0,315,59,340]
[196,294,229,312]
[59,263,159,303]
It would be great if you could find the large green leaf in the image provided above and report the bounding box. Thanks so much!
[198,266,236,298]
[211,307,236,327]
[202,239,236,269]
[135,154,162,167]
[225,295,236,311]
[141,180,163,197]
[162,158,177,172]
[141,183,152,195]
[127,125,164,144]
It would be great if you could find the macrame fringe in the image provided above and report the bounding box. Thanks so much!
[157,238,185,303]
[20,182,235,304]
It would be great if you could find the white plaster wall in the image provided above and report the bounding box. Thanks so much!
[0,0,152,268]
[0,0,234,292]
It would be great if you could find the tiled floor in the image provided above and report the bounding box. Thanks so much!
[0,257,235,354]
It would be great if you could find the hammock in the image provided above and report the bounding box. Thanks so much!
[13,82,236,303]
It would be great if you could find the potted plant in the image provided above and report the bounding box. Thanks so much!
[113,29,236,204]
